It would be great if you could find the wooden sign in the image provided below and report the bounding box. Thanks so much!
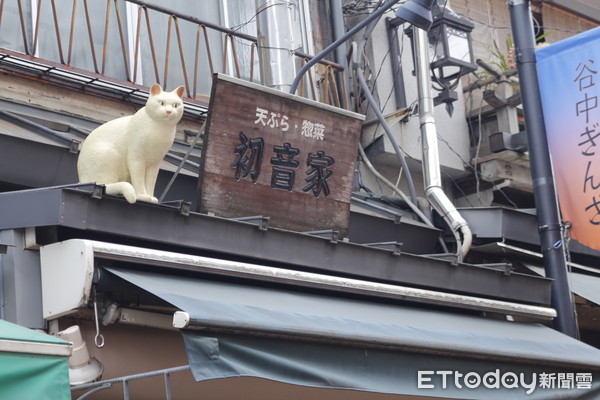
[197,74,364,236]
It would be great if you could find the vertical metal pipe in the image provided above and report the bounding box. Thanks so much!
[386,17,408,110]
[414,26,472,259]
[122,380,130,400]
[508,0,578,338]
[256,0,298,91]
[164,372,172,400]
[330,0,350,108]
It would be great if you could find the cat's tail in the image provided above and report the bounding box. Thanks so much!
[105,182,137,204]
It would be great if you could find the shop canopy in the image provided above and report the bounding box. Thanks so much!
[524,264,600,307]
[0,319,71,400]
[105,267,600,400]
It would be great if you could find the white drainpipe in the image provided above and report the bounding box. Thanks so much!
[414,27,472,260]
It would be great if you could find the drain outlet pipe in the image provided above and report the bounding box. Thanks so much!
[414,27,472,260]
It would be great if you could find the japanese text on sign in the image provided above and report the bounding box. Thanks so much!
[575,59,600,224]
[231,132,335,198]
[255,106,325,140]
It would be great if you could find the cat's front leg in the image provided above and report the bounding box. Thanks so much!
[144,164,161,203]
[128,158,157,203]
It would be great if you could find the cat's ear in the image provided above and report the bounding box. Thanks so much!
[173,86,185,99]
[149,84,162,96]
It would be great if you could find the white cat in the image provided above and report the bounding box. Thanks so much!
[78,84,184,203]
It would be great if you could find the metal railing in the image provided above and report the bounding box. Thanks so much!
[71,364,191,400]
[0,0,348,109]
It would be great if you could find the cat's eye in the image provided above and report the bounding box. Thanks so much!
[173,103,179,108]
[159,101,165,106]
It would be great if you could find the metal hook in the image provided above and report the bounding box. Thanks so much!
[93,287,105,348]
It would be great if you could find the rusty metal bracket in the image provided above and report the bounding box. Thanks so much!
[303,230,339,243]
[232,215,270,231]
[364,241,403,256]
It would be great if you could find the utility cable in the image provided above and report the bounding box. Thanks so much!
[353,0,418,204]
[358,143,450,253]
[159,124,205,203]
[355,68,418,204]
[289,0,400,95]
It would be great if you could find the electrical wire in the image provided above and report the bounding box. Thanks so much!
[358,143,450,253]
[474,92,486,199]
[458,11,589,34]
[353,0,418,205]
[462,89,519,208]
[158,124,205,203]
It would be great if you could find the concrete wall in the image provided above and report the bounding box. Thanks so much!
[350,6,471,204]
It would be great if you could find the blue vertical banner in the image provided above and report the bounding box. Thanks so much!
[537,27,600,251]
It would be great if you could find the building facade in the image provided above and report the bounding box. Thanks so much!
[1,1,600,399]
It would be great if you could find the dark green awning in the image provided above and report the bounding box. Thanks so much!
[0,319,71,400]
[525,264,600,306]
[105,267,600,399]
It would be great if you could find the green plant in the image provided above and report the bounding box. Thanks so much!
[471,31,553,80]
[490,35,515,72]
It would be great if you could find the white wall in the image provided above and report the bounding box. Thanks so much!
[357,9,472,201]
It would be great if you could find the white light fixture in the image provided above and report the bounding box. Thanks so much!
[56,325,104,385]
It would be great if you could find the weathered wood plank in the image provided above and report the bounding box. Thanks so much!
[197,74,364,235]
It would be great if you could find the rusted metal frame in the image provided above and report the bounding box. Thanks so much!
[163,15,173,89]
[112,0,131,82]
[173,16,190,96]
[49,0,65,63]
[222,33,229,75]
[67,0,77,65]
[323,66,331,105]
[228,34,242,79]
[0,0,5,36]
[15,0,31,55]
[340,70,349,110]
[125,0,255,42]
[294,52,347,107]
[82,0,99,73]
[32,0,42,56]
[193,25,213,99]
[295,50,344,72]
[249,42,257,83]
[192,26,202,98]
[190,29,204,98]
[192,28,200,98]
[298,58,306,98]
[116,1,346,74]
[1,0,345,107]
[201,25,214,76]
[329,66,341,108]
[142,6,160,84]
[132,5,142,83]
[302,58,317,101]
[101,0,111,75]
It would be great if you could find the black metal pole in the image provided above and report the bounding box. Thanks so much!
[508,0,579,338]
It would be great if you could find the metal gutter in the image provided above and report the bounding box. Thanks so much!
[459,207,600,260]
[0,186,553,305]
[42,239,557,320]
[0,338,72,357]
